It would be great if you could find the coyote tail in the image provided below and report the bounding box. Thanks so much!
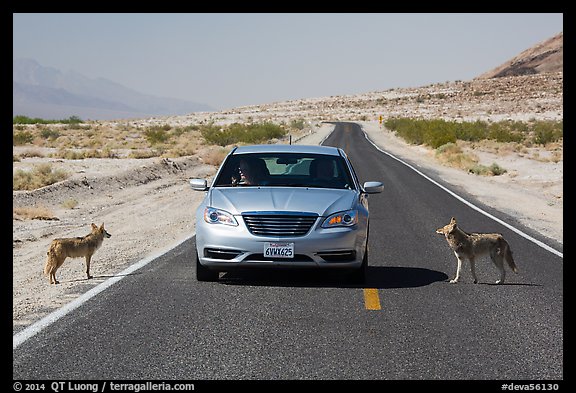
[503,239,518,273]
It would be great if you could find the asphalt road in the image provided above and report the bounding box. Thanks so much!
[13,122,563,381]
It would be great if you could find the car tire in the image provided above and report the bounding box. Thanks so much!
[196,255,219,282]
[348,245,368,284]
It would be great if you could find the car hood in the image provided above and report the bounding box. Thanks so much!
[209,187,357,216]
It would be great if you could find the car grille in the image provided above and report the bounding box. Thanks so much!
[242,212,318,237]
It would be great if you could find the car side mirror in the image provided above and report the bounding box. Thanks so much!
[363,181,383,194]
[189,178,208,191]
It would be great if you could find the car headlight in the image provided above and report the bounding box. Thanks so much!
[204,207,238,226]
[321,209,358,228]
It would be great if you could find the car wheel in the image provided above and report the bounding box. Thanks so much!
[348,245,368,284]
[196,255,219,282]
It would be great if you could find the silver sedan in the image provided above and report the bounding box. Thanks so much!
[190,144,383,282]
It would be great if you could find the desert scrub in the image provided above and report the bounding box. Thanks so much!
[13,115,83,125]
[385,117,563,147]
[144,125,172,145]
[129,150,160,159]
[435,143,478,171]
[62,198,79,209]
[385,118,457,147]
[13,163,70,191]
[200,122,287,146]
[468,163,507,176]
[532,120,563,145]
[13,205,58,221]
[13,130,35,145]
[50,148,118,159]
[290,118,306,130]
[436,143,507,176]
[39,127,61,140]
[201,146,229,166]
[17,149,45,159]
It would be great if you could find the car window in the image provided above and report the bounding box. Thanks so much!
[213,153,355,189]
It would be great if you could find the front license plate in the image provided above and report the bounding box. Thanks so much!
[264,242,294,259]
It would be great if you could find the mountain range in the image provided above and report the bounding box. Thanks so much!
[13,32,562,122]
[13,58,215,120]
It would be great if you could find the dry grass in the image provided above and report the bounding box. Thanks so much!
[198,146,230,166]
[435,142,479,171]
[13,205,58,221]
[13,163,70,191]
[14,122,210,160]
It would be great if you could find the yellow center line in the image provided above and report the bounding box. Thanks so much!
[363,288,381,310]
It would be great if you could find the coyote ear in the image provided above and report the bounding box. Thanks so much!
[91,223,98,229]
[450,217,456,223]
[100,223,105,229]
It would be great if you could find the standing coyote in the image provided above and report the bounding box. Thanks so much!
[436,217,517,284]
[44,223,111,284]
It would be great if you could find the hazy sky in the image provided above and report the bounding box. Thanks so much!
[13,13,563,110]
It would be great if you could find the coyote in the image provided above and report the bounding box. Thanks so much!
[44,223,111,284]
[436,217,517,284]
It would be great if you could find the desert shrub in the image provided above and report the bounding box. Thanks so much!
[13,115,83,124]
[385,118,425,145]
[487,123,524,143]
[290,118,306,130]
[489,162,507,176]
[532,120,563,145]
[129,150,160,159]
[18,149,45,158]
[423,120,457,148]
[144,126,171,145]
[202,147,229,166]
[62,199,79,209]
[468,162,507,176]
[13,163,70,190]
[242,122,287,143]
[163,146,197,158]
[200,122,287,146]
[435,142,478,170]
[386,118,457,147]
[13,130,34,145]
[13,205,58,220]
[171,126,190,137]
[200,125,235,146]
[385,117,563,148]
[52,149,84,160]
[39,128,61,140]
[455,120,489,141]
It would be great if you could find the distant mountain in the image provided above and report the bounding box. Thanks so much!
[13,58,215,120]
[477,32,563,79]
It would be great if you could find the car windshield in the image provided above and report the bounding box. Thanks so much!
[213,153,355,190]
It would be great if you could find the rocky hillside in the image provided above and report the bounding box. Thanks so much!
[119,71,562,131]
[477,32,563,78]
[102,32,561,129]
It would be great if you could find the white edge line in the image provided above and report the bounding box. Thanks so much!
[13,234,196,350]
[360,126,563,259]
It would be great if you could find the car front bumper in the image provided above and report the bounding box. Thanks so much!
[195,216,367,271]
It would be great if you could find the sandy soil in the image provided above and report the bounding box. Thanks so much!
[12,119,562,335]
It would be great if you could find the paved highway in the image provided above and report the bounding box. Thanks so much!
[13,122,563,380]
